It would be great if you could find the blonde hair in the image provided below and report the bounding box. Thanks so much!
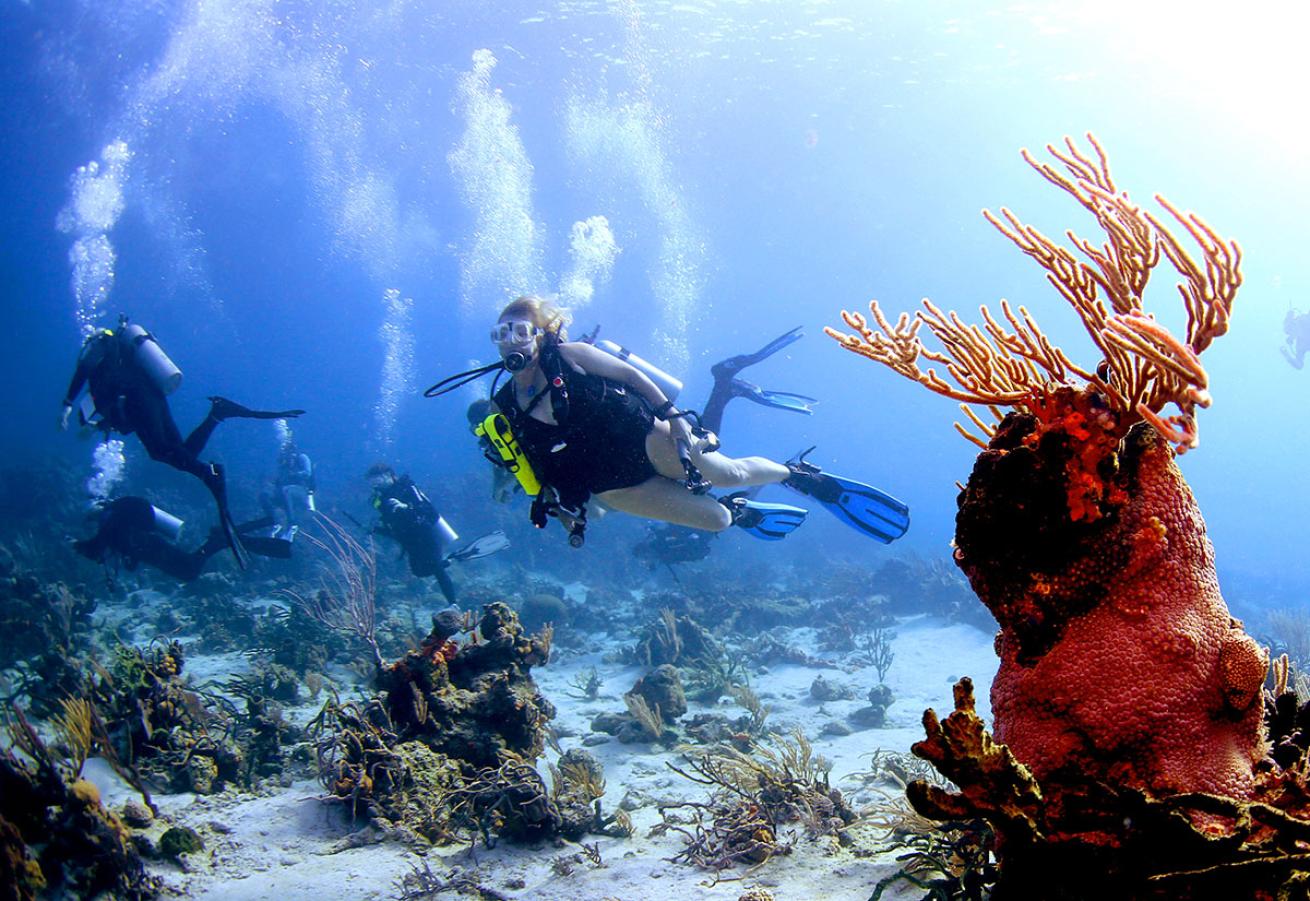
[499,295,571,341]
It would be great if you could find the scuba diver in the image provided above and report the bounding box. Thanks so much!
[1283,309,1310,370]
[428,295,909,546]
[366,464,462,603]
[634,523,716,580]
[73,496,292,583]
[265,439,316,539]
[60,316,305,566]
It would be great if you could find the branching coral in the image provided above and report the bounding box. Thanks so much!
[826,133,1240,456]
[283,516,383,673]
[658,730,857,880]
[819,136,1310,896]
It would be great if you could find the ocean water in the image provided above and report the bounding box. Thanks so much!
[2,1,1308,896]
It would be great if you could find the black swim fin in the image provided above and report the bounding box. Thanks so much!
[208,396,306,421]
[240,535,294,560]
[710,326,804,380]
[202,462,250,568]
[784,448,909,544]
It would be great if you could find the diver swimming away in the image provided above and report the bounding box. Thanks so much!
[366,464,465,604]
[427,295,909,546]
[61,315,305,567]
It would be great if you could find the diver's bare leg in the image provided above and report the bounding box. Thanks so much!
[645,422,789,489]
[597,478,733,531]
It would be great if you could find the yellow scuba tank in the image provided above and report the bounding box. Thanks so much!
[476,412,541,496]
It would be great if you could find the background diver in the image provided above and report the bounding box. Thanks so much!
[60,316,305,567]
[466,295,909,545]
[264,438,316,540]
[1283,308,1310,370]
[73,496,292,583]
[366,464,466,604]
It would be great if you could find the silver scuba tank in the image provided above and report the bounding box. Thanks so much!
[150,505,184,543]
[435,515,459,545]
[594,338,682,401]
[119,323,183,395]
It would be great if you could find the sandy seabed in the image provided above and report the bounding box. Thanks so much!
[84,589,998,901]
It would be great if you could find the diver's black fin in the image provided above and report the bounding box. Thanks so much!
[208,396,305,421]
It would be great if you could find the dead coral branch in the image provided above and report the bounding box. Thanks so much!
[825,133,1241,453]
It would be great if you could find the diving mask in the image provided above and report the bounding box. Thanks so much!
[491,320,541,347]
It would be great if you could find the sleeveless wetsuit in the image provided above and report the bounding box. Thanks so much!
[495,342,657,508]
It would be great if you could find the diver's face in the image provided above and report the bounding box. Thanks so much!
[492,317,541,367]
[369,474,393,491]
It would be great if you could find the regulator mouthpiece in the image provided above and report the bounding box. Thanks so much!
[504,351,529,372]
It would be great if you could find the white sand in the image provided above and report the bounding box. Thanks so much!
[85,610,998,901]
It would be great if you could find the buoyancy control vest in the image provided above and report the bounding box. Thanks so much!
[493,337,657,511]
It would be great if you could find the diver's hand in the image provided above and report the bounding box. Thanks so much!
[670,415,714,453]
[59,402,73,431]
[386,498,408,512]
[669,414,695,447]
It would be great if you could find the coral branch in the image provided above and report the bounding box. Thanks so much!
[826,134,1241,453]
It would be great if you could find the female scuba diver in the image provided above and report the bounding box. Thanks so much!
[478,295,910,545]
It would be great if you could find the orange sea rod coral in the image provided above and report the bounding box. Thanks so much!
[826,136,1310,893]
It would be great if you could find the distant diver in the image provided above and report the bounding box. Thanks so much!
[366,464,462,604]
[73,496,291,583]
[427,295,908,546]
[263,438,316,540]
[1283,309,1310,370]
[61,315,305,567]
[634,523,716,580]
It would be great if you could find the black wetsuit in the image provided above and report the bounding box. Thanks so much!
[64,331,221,482]
[75,497,220,582]
[75,497,292,582]
[494,340,657,510]
[373,476,456,603]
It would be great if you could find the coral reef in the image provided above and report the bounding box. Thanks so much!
[318,602,624,848]
[92,640,298,794]
[1,707,158,900]
[0,567,96,664]
[658,731,857,881]
[825,136,1310,895]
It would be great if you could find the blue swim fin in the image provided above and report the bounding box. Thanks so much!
[722,493,808,540]
[729,378,818,415]
[784,448,909,543]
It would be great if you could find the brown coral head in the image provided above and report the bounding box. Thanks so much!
[1217,631,1268,714]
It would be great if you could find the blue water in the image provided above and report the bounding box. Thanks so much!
[3,1,1307,607]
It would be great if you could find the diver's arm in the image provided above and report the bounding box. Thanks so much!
[63,357,92,412]
[61,365,90,429]
[559,342,669,408]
